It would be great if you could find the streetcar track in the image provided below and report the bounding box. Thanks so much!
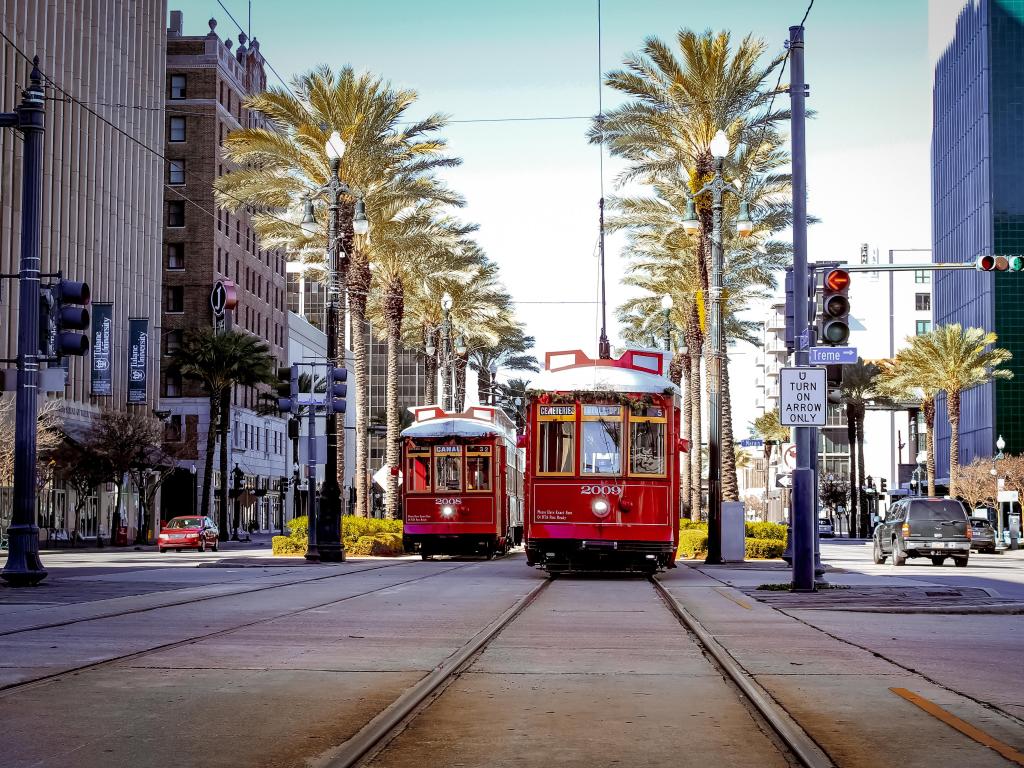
[0,559,414,638]
[0,561,478,698]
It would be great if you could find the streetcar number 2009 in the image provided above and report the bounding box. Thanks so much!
[580,485,622,496]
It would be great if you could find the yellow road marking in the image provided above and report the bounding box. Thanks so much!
[714,587,751,610]
[890,688,1024,766]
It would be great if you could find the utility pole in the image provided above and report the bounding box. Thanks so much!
[1,58,47,586]
[789,25,815,592]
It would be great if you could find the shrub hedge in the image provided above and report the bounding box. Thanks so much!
[677,529,709,559]
[271,535,305,556]
[272,515,406,558]
[745,538,785,559]
[744,521,787,541]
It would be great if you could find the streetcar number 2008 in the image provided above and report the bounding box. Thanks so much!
[435,498,462,505]
[580,485,622,496]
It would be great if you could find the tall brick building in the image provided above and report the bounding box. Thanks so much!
[159,12,289,527]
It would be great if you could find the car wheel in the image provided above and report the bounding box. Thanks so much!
[158,548,165,554]
[930,556,946,566]
[954,556,969,568]
[892,538,907,566]
[872,539,886,565]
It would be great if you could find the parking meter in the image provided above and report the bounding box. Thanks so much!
[1009,514,1020,551]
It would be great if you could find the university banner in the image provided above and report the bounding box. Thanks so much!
[90,303,113,396]
[127,318,149,404]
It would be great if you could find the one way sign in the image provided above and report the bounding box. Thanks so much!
[780,367,827,427]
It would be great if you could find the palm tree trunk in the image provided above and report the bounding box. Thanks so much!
[218,388,230,535]
[686,316,703,521]
[721,353,738,502]
[383,282,404,520]
[424,326,438,405]
[846,403,859,536]
[856,407,868,536]
[924,397,937,496]
[201,394,218,516]
[349,251,372,519]
[675,352,690,519]
[948,390,961,496]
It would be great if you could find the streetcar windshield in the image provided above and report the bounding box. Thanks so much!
[582,405,622,475]
[408,455,431,492]
[538,421,575,474]
[435,454,462,491]
[630,420,666,475]
[466,454,491,491]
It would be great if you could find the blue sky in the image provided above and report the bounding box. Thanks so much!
[174,0,933,428]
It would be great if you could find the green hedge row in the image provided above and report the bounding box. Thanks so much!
[272,515,406,558]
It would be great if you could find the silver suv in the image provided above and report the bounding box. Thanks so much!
[872,498,972,567]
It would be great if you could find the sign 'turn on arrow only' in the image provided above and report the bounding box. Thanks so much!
[779,367,827,427]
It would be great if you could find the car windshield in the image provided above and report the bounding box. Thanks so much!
[971,519,992,528]
[165,517,204,529]
[908,501,967,521]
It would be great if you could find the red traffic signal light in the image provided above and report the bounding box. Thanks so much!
[975,254,1023,272]
[819,268,851,346]
[824,269,850,292]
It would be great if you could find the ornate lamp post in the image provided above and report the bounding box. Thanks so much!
[681,129,753,565]
[488,361,498,405]
[298,130,369,562]
[660,294,673,352]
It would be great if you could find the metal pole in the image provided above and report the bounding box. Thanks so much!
[598,198,611,359]
[789,25,815,591]
[319,165,345,561]
[704,158,725,565]
[2,59,47,586]
[305,402,320,561]
[663,312,671,353]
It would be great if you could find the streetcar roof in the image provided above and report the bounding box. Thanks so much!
[401,404,516,440]
[401,418,504,439]
[528,348,678,395]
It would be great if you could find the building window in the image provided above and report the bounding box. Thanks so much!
[167,243,185,270]
[169,116,186,142]
[170,74,187,99]
[167,201,185,227]
[914,269,930,284]
[164,372,182,398]
[166,286,185,313]
[916,320,931,336]
[165,414,183,440]
[166,329,183,355]
[168,159,185,185]
[915,293,931,311]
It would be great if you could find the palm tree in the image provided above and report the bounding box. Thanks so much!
[215,65,461,519]
[470,326,539,406]
[875,362,940,497]
[497,378,530,433]
[881,325,1012,496]
[840,359,879,536]
[169,329,276,533]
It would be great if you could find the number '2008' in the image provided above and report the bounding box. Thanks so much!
[580,485,622,496]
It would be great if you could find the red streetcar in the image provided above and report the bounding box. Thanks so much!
[401,405,523,559]
[524,349,684,574]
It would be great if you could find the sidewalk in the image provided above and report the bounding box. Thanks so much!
[37,532,277,556]
[659,565,1024,767]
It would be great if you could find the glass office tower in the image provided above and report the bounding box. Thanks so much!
[932,0,1024,480]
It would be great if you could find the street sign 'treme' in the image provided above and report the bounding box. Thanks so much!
[780,367,827,427]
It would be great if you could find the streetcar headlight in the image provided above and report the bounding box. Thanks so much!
[592,499,609,514]
[441,505,455,517]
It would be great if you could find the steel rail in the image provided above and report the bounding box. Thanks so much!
[651,577,835,768]
[0,562,478,697]
[317,576,552,768]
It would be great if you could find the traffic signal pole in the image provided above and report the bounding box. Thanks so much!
[789,25,816,592]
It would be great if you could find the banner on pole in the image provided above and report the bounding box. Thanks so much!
[90,303,113,396]
[127,318,149,404]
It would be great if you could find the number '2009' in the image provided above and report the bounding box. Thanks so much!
[580,485,622,496]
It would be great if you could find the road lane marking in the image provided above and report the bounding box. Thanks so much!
[714,587,752,609]
[889,687,1024,766]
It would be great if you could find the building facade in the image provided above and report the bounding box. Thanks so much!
[931,0,1024,479]
[0,0,166,541]
[158,12,289,529]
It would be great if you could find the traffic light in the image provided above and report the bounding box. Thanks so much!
[52,279,91,356]
[276,364,297,414]
[327,365,348,414]
[975,254,1024,272]
[784,267,795,353]
[38,287,55,358]
[819,268,850,346]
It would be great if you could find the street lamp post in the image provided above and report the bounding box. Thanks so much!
[994,434,1006,545]
[682,129,753,565]
[190,464,197,517]
[1,59,47,586]
[488,361,499,405]
[278,476,287,536]
[298,130,369,563]
[660,294,673,353]
[440,292,453,410]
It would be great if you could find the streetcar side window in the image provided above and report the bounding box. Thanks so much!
[466,452,492,492]
[581,404,622,475]
[629,407,667,477]
[407,454,431,492]
[537,404,576,475]
[434,446,462,491]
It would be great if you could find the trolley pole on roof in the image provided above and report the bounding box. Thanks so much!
[789,25,816,592]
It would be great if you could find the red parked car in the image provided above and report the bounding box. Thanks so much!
[158,516,219,553]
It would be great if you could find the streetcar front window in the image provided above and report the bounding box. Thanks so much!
[538,421,575,474]
[434,455,462,491]
[408,455,431,492]
[630,421,666,475]
[582,405,622,475]
[466,455,491,491]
